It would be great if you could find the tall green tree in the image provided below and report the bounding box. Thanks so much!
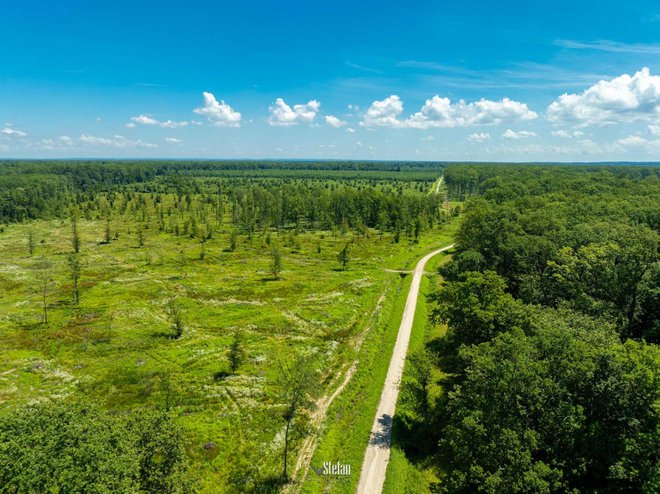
[429,270,531,348]
[228,333,244,374]
[71,215,80,253]
[35,260,52,324]
[277,354,318,482]
[229,229,238,251]
[438,310,660,493]
[0,400,191,493]
[401,347,435,425]
[167,301,184,339]
[27,230,35,256]
[270,245,283,280]
[104,218,111,244]
[337,243,350,270]
[137,228,145,248]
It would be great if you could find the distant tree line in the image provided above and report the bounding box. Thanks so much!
[0,160,445,223]
[0,161,447,234]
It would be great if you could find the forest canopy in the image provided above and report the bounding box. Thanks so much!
[404,163,660,493]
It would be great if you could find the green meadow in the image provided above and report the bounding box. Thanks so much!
[0,161,454,492]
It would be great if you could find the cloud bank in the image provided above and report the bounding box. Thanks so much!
[362,95,537,128]
[548,67,660,125]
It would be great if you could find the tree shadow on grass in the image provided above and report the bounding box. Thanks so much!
[254,475,288,493]
[213,371,231,381]
[150,329,181,340]
[16,321,47,331]
[369,413,393,448]
[427,334,463,377]
[391,412,435,460]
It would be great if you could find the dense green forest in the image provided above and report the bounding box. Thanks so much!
[394,164,660,493]
[0,160,444,223]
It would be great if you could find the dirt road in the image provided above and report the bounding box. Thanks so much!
[356,244,454,494]
[429,175,444,195]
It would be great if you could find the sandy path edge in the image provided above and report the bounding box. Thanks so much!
[356,244,454,494]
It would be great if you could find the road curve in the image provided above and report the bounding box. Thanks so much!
[356,244,454,494]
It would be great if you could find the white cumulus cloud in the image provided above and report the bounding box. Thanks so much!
[362,95,537,129]
[131,115,159,125]
[468,132,491,142]
[165,137,182,143]
[194,92,241,127]
[2,126,27,137]
[409,97,537,128]
[325,115,347,127]
[268,98,320,126]
[503,129,537,139]
[79,134,158,149]
[616,135,647,148]
[130,114,189,128]
[362,95,405,127]
[40,135,74,150]
[551,130,585,138]
[160,120,188,128]
[547,67,660,125]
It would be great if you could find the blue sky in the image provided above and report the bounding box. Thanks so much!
[2,0,660,160]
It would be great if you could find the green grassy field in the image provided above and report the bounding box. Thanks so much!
[382,252,452,494]
[0,191,456,492]
[299,226,456,494]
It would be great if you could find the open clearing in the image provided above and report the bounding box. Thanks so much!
[0,176,455,492]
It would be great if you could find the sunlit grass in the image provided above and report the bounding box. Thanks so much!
[0,196,456,491]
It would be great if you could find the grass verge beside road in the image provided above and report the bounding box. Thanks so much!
[300,228,455,494]
[382,250,453,494]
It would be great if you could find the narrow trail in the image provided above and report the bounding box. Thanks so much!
[283,292,388,493]
[283,360,358,493]
[435,175,444,194]
[429,175,444,195]
[356,244,454,494]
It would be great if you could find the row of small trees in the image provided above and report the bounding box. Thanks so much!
[30,213,353,326]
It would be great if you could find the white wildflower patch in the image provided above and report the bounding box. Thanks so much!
[348,277,374,289]
[0,264,21,273]
[20,359,85,401]
[202,298,266,307]
[270,426,286,452]
[282,310,310,331]
[325,340,339,357]
[190,347,219,358]
[49,367,77,383]
[305,291,344,302]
